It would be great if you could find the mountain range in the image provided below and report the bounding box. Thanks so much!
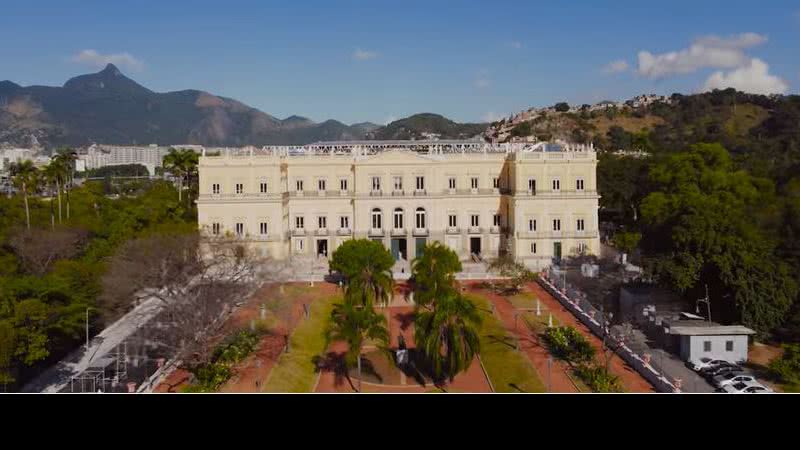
[0,64,486,148]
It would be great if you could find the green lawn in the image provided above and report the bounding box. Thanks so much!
[506,292,540,310]
[262,295,339,392]
[469,295,546,393]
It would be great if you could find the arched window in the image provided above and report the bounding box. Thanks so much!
[415,207,426,229]
[371,208,382,229]
[394,208,404,229]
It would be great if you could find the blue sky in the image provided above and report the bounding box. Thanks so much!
[1,0,798,124]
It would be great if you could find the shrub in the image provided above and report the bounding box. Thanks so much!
[574,363,623,393]
[543,326,595,364]
[214,330,261,364]
[770,343,800,386]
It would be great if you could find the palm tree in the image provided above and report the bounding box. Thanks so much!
[43,161,63,229]
[414,292,482,383]
[326,300,389,392]
[52,150,77,221]
[8,160,39,230]
[330,239,395,307]
[410,241,462,309]
[163,148,198,204]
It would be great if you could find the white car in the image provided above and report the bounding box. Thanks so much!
[691,358,730,372]
[721,381,773,393]
[712,373,757,388]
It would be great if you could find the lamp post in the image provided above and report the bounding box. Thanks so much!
[696,284,712,321]
[85,307,92,352]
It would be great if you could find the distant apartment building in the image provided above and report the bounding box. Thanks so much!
[0,148,50,171]
[78,144,168,175]
[197,140,601,270]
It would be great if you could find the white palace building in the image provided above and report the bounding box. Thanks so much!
[197,140,600,270]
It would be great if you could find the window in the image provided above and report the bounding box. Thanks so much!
[393,176,403,191]
[703,341,712,352]
[493,214,501,227]
[726,341,734,352]
[553,219,561,231]
[394,208,404,229]
[471,214,480,227]
[448,177,456,190]
[371,208,382,229]
[416,176,425,190]
[529,219,537,232]
[318,216,327,229]
[235,183,244,194]
[577,219,585,231]
[531,242,537,254]
[578,242,588,253]
[528,179,536,193]
[340,178,348,191]
[212,183,220,194]
[448,214,457,227]
[576,178,585,191]
[552,179,560,191]
[318,179,326,191]
[296,239,304,252]
[296,179,304,192]
[340,216,349,229]
[260,222,268,235]
[235,223,244,236]
[372,176,381,191]
[212,223,221,235]
[415,208,426,229]
[493,177,500,189]
[471,177,479,189]
[260,181,268,193]
[296,216,304,229]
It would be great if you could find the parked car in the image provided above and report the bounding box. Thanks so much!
[691,358,730,372]
[703,364,743,379]
[720,381,773,393]
[713,373,757,388]
[699,361,740,376]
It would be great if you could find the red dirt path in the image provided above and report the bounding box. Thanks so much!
[314,304,492,393]
[525,281,655,392]
[464,282,580,393]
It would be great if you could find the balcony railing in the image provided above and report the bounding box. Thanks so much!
[368,228,384,237]
[337,228,352,236]
[391,190,405,196]
[390,228,407,236]
[489,225,501,234]
[315,228,329,236]
[291,228,306,236]
[412,227,429,237]
[468,226,482,234]
[446,226,460,234]
[413,189,427,196]
[370,190,383,197]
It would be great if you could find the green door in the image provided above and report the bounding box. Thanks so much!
[415,238,427,259]
[553,241,562,263]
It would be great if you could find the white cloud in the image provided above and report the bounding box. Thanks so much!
[352,48,379,61]
[509,41,522,49]
[637,32,767,79]
[602,59,629,74]
[70,49,144,71]
[702,58,788,95]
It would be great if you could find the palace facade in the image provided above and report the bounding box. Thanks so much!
[197,140,600,270]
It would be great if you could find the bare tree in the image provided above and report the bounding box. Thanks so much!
[599,314,634,373]
[99,233,291,375]
[8,227,88,276]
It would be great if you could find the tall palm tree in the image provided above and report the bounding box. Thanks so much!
[410,241,462,309]
[331,239,395,307]
[414,292,482,383]
[163,148,198,204]
[52,150,77,221]
[326,300,389,392]
[8,160,39,230]
[43,161,63,229]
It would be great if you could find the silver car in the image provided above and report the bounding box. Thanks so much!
[713,373,756,388]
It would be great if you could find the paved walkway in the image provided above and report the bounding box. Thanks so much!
[526,281,656,392]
